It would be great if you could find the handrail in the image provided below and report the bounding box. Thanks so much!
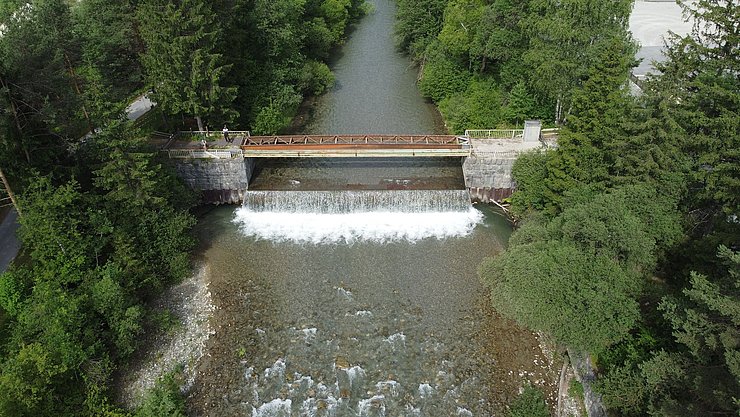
[464,129,524,139]
[177,130,251,139]
[470,150,525,159]
[162,149,244,159]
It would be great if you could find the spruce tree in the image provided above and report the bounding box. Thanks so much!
[137,0,238,131]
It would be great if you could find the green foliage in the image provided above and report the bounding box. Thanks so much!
[507,385,550,417]
[72,0,142,107]
[137,0,238,130]
[0,269,30,318]
[395,0,446,56]
[437,0,483,60]
[568,380,584,401]
[482,240,640,351]
[0,120,196,415]
[418,42,471,102]
[509,150,551,216]
[439,78,504,133]
[523,0,634,122]
[135,369,186,417]
[503,82,536,126]
[298,60,336,96]
[253,105,291,135]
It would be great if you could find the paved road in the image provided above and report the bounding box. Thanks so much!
[0,209,20,273]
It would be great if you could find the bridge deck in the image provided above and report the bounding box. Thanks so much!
[241,135,469,157]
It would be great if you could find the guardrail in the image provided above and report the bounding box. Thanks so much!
[163,149,244,159]
[469,150,525,159]
[178,130,251,141]
[464,129,525,139]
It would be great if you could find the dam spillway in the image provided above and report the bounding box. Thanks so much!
[235,190,484,244]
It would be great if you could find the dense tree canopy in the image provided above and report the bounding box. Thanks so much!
[470,0,740,415]
[396,0,636,131]
[0,0,365,414]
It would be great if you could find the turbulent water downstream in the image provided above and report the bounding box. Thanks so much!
[184,0,558,415]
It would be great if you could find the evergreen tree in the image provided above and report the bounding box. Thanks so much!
[0,0,85,165]
[137,0,238,131]
[657,0,740,220]
[522,0,634,123]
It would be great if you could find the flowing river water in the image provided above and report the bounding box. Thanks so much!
[185,0,558,415]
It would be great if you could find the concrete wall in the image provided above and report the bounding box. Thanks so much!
[172,157,255,204]
[462,154,517,203]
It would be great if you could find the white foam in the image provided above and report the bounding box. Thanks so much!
[264,358,286,380]
[418,383,434,399]
[301,328,317,343]
[336,287,353,301]
[233,209,483,244]
[385,333,406,345]
[456,407,473,416]
[358,395,386,416]
[375,380,401,397]
[346,365,366,386]
[252,398,292,417]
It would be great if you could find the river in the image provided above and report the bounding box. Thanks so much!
[185,0,557,415]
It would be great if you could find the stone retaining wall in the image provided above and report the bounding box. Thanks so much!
[171,157,255,204]
[462,155,517,203]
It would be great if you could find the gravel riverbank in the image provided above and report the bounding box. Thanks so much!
[117,263,215,408]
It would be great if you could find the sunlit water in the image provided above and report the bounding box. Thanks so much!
[186,0,556,414]
[234,190,483,244]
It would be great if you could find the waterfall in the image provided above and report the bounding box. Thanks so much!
[242,190,472,213]
[234,190,483,244]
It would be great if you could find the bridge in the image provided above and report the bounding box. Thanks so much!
[163,132,471,158]
[159,127,553,159]
[161,122,556,204]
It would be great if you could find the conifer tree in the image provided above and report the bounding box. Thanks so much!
[137,0,238,131]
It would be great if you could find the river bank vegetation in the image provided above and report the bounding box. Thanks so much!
[395,0,738,415]
[0,0,364,415]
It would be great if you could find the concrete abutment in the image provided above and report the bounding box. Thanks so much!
[171,157,255,204]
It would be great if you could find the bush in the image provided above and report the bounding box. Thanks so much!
[438,78,504,134]
[298,60,335,96]
[135,369,186,417]
[418,42,471,102]
[508,385,550,417]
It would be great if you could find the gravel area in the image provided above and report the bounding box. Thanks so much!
[117,263,215,409]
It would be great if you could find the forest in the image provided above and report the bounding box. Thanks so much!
[0,0,364,415]
[395,0,738,415]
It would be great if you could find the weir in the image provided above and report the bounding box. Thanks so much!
[242,190,473,213]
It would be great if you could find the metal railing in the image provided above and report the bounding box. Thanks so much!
[464,129,525,139]
[244,134,459,146]
[163,149,244,159]
[177,130,251,141]
[469,150,524,159]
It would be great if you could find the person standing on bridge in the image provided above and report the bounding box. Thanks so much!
[223,125,230,143]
